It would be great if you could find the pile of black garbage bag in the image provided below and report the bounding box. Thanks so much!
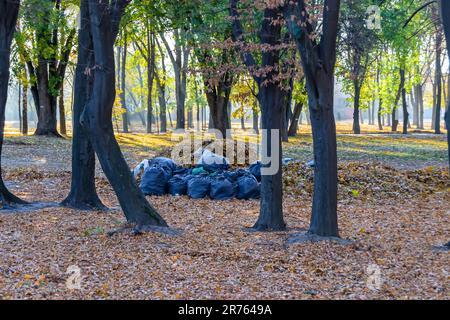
[138,157,262,200]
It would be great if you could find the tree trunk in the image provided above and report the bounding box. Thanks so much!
[353,82,361,134]
[22,82,28,135]
[440,0,450,173]
[155,38,167,132]
[0,0,27,207]
[254,80,285,231]
[435,29,442,134]
[205,83,232,138]
[146,27,155,134]
[35,57,60,136]
[283,0,340,237]
[120,34,129,133]
[62,0,105,210]
[59,82,67,135]
[252,102,259,134]
[400,69,408,134]
[378,99,383,130]
[84,0,167,229]
[288,102,303,137]
[308,77,339,237]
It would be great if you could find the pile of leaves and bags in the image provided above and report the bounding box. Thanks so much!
[134,156,262,201]
[283,161,449,200]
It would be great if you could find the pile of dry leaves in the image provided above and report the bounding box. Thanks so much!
[283,162,449,200]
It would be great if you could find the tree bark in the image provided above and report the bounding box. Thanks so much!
[231,1,286,231]
[84,0,167,229]
[146,25,155,133]
[434,28,442,134]
[353,82,361,134]
[22,81,28,135]
[284,0,341,237]
[400,69,408,134]
[59,82,67,135]
[62,0,105,210]
[155,38,167,132]
[0,0,27,207]
[378,99,383,130]
[288,102,303,137]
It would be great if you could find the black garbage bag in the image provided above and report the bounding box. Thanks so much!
[236,173,260,200]
[168,175,188,196]
[223,170,240,182]
[149,157,177,173]
[249,161,262,181]
[210,176,234,200]
[187,174,211,199]
[140,164,171,196]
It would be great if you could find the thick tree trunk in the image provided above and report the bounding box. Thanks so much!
[353,83,361,134]
[85,0,167,229]
[231,1,285,231]
[205,83,232,138]
[0,1,27,207]
[59,83,67,135]
[254,81,285,231]
[308,77,339,237]
[283,0,340,237]
[62,0,105,210]
[35,58,60,136]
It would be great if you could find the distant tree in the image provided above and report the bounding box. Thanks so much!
[15,0,76,137]
[337,0,378,134]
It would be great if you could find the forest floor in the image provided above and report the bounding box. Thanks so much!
[0,127,448,300]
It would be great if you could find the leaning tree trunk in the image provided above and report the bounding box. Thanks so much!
[84,0,167,229]
[0,0,27,207]
[62,0,105,210]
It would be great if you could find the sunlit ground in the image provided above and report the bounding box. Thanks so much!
[3,120,448,170]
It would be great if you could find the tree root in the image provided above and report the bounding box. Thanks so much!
[286,231,353,246]
[432,242,450,252]
[0,202,60,214]
[107,223,180,237]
